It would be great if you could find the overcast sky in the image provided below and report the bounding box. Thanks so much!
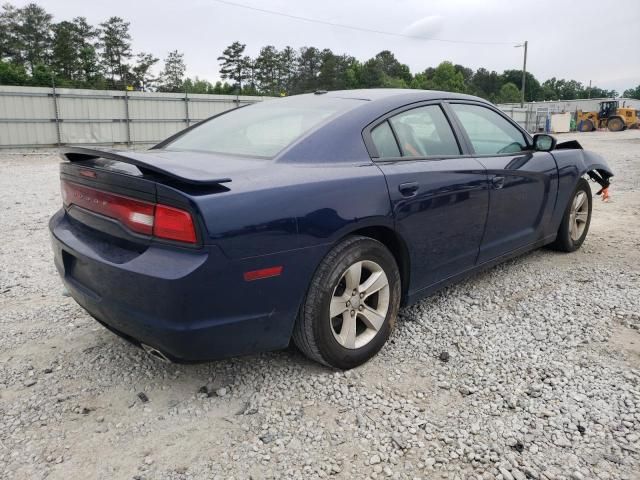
[16,0,640,92]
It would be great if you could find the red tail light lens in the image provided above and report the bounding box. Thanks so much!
[61,180,155,235]
[154,204,197,244]
[61,180,197,244]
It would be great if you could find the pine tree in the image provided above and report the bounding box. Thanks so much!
[99,16,132,88]
[296,46,321,92]
[0,4,20,61]
[16,3,53,72]
[158,50,185,92]
[217,41,247,92]
[255,45,279,95]
[51,21,79,81]
[132,52,159,91]
[73,17,101,84]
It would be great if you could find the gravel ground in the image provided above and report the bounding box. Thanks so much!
[1,130,639,480]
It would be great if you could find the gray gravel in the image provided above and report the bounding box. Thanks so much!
[1,130,639,480]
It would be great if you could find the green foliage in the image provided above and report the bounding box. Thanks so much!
[502,70,540,102]
[16,3,52,71]
[0,59,27,85]
[356,51,411,90]
[99,16,132,88]
[217,41,247,91]
[29,62,54,86]
[469,68,501,100]
[496,82,521,103]
[50,17,99,84]
[255,45,280,95]
[0,4,21,61]
[589,86,618,98]
[296,46,322,92]
[157,50,185,92]
[623,85,640,99]
[428,61,466,92]
[132,52,158,91]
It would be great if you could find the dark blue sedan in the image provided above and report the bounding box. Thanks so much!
[49,89,613,369]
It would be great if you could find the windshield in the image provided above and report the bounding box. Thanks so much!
[163,96,363,158]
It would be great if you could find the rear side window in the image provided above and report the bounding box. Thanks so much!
[371,121,400,158]
[450,103,528,155]
[164,97,362,158]
[389,105,460,157]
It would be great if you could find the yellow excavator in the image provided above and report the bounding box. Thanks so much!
[577,100,639,132]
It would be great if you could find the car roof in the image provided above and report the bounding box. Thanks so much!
[275,89,495,163]
[320,88,486,103]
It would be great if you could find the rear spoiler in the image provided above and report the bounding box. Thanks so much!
[61,147,232,186]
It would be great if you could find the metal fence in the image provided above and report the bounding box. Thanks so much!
[3,86,636,148]
[498,105,559,133]
[497,106,533,131]
[0,85,271,149]
[498,97,640,133]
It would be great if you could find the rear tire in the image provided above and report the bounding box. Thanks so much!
[293,236,401,369]
[549,178,592,252]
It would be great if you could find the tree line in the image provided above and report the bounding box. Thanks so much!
[0,3,186,92]
[1,3,639,101]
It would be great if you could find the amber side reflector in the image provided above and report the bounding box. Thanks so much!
[243,266,283,282]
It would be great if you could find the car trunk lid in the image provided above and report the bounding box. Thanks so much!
[58,147,248,249]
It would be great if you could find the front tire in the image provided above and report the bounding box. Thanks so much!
[293,236,401,369]
[607,117,625,132]
[550,178,592,252]
[578,119,595,132]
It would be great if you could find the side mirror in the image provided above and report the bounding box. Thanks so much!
[532,134,557,152]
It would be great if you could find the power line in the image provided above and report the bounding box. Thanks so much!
[210,0,518,46]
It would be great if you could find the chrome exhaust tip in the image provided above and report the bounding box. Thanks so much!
[141,343,171,363]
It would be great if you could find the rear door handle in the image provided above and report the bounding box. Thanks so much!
[491,176,505,189]
[398,182,419,197]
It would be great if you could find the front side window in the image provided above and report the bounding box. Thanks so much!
[450,103,528,155]
[388,105,460,157]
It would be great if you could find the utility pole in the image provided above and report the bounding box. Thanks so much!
[588,80,592,99]
[520,41,527,107]
[515,41,528,107]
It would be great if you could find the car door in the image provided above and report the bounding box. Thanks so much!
[446,102,558,263]
[365,103,489,295]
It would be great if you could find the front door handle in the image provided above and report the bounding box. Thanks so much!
[399,182,419,197]
[491,176,505,189]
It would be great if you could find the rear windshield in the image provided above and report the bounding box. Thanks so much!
[163,96,363,158]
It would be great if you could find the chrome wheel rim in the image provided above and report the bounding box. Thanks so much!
[569,190,589,241]
[329,260,390,350]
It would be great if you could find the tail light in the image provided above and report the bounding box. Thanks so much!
[61,180,197,244]
[154,204,197,244]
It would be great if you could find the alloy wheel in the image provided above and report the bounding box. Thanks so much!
[569,190,589,241]
[329,260,390,349]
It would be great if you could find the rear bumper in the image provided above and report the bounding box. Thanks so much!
[49,210,316,362]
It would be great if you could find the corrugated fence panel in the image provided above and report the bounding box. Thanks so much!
[0,86,55,119]
[0,85,271,148]
[60,121,128,145]
[130,121,186,145]
[0,122,58,146]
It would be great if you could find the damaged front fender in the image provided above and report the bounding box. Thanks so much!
[580,149,614,193]
[548,143,615,229]
[552,141,614,190]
